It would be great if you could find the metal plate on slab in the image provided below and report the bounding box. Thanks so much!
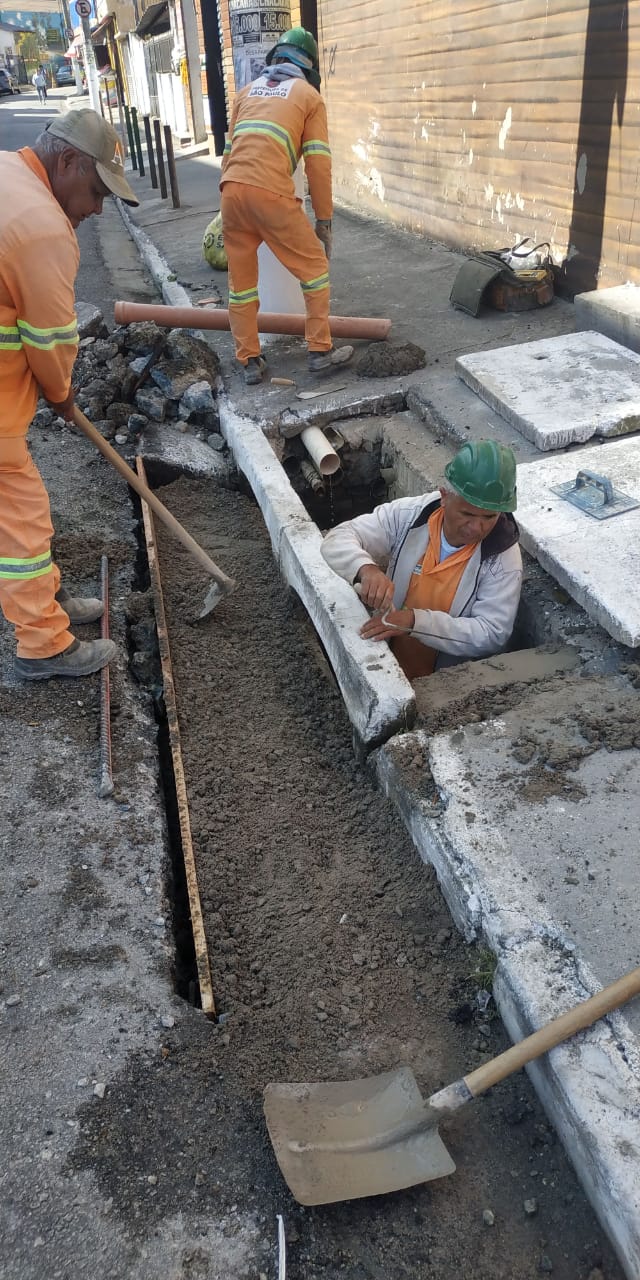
[551,469,640,520]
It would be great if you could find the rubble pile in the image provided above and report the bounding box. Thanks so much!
[35,319,224,449]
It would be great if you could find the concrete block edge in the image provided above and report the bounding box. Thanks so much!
[373,729,640,1280]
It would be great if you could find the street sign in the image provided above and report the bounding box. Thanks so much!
[75,0,91,17]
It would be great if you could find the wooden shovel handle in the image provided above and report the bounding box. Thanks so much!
[72,406,235,593]
[464,965,640,1099]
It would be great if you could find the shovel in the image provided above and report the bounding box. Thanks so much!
[264,964,640,1205]
[72,406,236,618]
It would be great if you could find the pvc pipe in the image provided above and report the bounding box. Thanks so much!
[300,425,341,477]
[114,300,391,341]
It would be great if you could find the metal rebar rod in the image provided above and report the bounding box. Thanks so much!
[143,114,157,188]
[131,106,145,177]
[124,104,137,170]
[98,554,114,799]
[153,118,167,199]
[163,124,180,208]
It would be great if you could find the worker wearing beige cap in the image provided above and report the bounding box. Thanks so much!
[0,109,138,681]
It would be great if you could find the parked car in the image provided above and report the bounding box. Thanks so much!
[55,61,74,86]
[0,67,19,95]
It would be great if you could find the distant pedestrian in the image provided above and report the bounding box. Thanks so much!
[32,66,47,104]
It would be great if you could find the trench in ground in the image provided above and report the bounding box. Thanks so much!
[121,445,623,1280]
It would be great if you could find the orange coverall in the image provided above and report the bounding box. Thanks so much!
[0,148,79,658]
[220,71,333,364]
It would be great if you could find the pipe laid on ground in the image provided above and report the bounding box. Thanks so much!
[300,425,341,477]
[114,300,391,341]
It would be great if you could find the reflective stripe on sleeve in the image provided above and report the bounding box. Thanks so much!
[302,140,331,159]
[16,317,79,351]
[0,551,53,580]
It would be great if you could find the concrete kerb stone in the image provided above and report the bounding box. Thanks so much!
[373,728,640,1279]
[218,397,416,746]
[495,947,640,1280]
[116,197,416,747]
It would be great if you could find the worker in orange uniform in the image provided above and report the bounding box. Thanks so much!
[220,26,353,385]
[0,109,138,680]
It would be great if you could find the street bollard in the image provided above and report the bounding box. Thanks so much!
[124,104,137,171]
[163,124,180,209]
[143,115,157,189]
[153,117,167,200]
[131,106,145,177]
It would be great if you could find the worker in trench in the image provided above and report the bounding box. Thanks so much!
[219,26,353,385]
[0,110,139,680]
[321,441,522,679]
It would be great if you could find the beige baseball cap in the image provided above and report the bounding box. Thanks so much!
[46,108,139,206]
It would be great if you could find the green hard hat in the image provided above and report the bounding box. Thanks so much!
[444,440,517,512]
[266,26,319,67]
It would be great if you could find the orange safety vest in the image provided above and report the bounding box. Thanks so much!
[391,508,478,679]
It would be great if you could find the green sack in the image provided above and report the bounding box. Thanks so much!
[202,212,227,271]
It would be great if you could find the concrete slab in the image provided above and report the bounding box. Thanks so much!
[575,284,640,356]
[374,674,640,1278]
[516,437,640,646]
[456,331,640,449]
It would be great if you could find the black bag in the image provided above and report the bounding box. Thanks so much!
[450,239,553,316]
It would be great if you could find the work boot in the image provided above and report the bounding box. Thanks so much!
[56,585,104,624]
[244,355,267,385]
[307,345,354,373]
[15,638,117,681]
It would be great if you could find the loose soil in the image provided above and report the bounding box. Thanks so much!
[88,471,622,1280]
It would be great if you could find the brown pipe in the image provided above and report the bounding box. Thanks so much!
[114,300,391,341]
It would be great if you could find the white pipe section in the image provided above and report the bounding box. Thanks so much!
[300,425,341,477]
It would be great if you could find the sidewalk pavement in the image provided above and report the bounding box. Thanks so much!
[116,135,576,455]
[106,134,640,1277]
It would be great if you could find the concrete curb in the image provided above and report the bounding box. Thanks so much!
[116,199,416,747]
[374,729,640,1279]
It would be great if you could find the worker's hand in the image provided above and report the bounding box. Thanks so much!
[48,388,75,422]
[360,606,415,642]
[356,564,395,614]
[315,219,333,260]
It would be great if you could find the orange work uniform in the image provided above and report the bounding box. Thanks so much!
[0,147,79,657]
[220,69,333,364]
[391,509,478,679]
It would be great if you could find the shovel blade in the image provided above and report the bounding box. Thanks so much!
[196,580,224,620]
[264,1066,455,1206]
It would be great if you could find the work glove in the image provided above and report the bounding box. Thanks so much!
[315,218,332,260]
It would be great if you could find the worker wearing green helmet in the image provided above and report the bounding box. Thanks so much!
[220,26,353,384]
[321,440,522,680]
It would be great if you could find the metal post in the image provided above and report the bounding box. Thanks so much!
[163,124,180,209]
[143,115,157,189]
[131,106,145,177]
[124,104,137,170]
[153,117,167,199]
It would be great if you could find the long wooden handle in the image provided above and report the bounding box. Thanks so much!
[465,965,640,1098]
[72,407,235,592]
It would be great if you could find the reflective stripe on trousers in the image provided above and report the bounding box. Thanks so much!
[220,182,332,364]
[0,436,74,658]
